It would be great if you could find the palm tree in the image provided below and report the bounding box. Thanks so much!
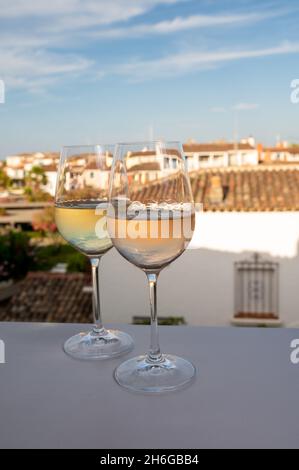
[24,166,50,201]
[25,166,48,191]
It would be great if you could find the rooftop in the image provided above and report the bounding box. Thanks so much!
[183,142,255,152]
[192,165,299,211]
[134,164,299,211]
[129,162,161,172]
[263,147,299,154]
[0,272,92,323]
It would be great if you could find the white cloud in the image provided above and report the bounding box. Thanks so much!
[233,102,260,111]
[0,1,298,93]
[0,0,77,18]
[113,41,299,80]
[0,49,92,91]
[0,50,91,76]
[0,1,182,27]
[0,0,183,92]
[91,11,280,39]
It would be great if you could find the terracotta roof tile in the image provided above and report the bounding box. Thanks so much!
[42,164,57,172]
[183,143,254,152]
[0,272,92,323]
[132,165,299,211]
[129,149,181,157]
[129,162,161,172]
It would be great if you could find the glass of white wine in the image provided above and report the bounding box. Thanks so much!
[55,145,134,360]
[108,141,196,392]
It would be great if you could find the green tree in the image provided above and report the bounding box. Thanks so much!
[25,166,48,191]
[0,168,10,189]
[24,166,52,202]
[0,230,32,280]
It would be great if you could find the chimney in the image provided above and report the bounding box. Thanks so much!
[208,175,223,204]
[257,143,263,162]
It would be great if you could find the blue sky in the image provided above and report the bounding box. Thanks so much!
[1,0,299,158]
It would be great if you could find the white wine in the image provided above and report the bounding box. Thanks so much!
[55,200,113,256]
[108,205,195,270]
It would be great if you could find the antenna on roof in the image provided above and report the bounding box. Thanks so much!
[276,134,281,147]
[233,110,239,152]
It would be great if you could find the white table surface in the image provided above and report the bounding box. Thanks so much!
[0,322,299,449]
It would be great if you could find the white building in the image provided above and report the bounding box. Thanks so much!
[83,165,110,190]
[183,141,258,169]
[42,165,58,197]
[4,152,59,193]
[261,146,299,163]
[5,155,26,181]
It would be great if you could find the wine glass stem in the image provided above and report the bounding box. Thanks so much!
[146,272,163,363]
[90,257,104,334]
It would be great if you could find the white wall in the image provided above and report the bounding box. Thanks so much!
[6,168,24,179]
[100,212,299,328]
[43,172,57,196]
[190,212,299,258]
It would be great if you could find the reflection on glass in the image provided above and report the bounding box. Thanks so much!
[55,145,134,360]
[108,141,196,393]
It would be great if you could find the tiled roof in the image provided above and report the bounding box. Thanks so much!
[85,162,110,171]
[129,162,161,171]
[7,164,24,170]
[0,272,92,323]
[263,147,299,154]
[42,164,57,172]
[133,165,299,211]
[129,149,181,157]
[192,166,299,211]
[183,143,255,153]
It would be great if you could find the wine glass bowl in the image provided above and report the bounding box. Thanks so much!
[55,145,134,360]
[108,141,196,392]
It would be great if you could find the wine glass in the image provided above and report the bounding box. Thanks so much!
[108,141,196,392]
[55,145,134,359]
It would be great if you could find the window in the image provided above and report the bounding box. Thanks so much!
[199,155,209,161]
[171,158,177,169]
[234,253,280,324]
[164,157,170,169]
[132,316,186,325]
[90,172,94,178]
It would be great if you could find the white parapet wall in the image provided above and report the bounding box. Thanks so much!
[189,211,299,258]
[101,212,299,327]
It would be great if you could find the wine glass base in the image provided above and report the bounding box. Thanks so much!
[114,354,196,394]
[63,328,134,360]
